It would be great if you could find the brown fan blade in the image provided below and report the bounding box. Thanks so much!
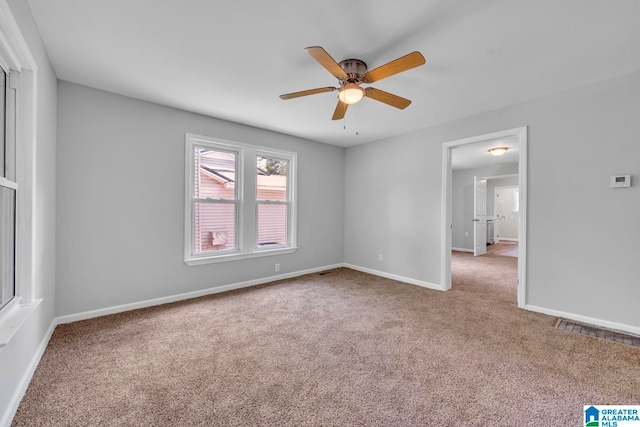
[306,46,348,80]
[362,51,426,84]
[332,100,348,120]
[365,87,412,109]
[279,87,336,100]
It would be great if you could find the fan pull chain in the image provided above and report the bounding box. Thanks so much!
[342,110,359,135]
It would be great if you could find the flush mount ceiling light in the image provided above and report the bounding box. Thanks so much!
[338,82,365,104]
[488,147,509,156]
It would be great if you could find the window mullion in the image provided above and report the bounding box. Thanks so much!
[241,148,256,251]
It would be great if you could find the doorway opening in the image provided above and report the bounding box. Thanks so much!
[440,127,527,307]
[493,184,519,249]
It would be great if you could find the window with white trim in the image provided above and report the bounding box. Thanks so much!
[0,67,17,310]
[185,134,297,265]
[192,145,240,254]
[0,3,39,347]
[256,154,290,248]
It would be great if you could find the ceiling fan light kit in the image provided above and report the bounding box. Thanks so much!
[338,83,364,104]
[280,46,426,120]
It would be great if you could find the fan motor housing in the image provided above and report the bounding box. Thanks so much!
[338,59,367,79]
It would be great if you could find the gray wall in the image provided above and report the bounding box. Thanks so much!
[0,0,57,422]
[451,164,518,250]
[345,70,640,328]
[56,82,345,316]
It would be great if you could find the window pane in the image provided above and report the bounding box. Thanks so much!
[257,156,288,201]
[0,70,6,178]
[0,186,15,309]
[194,202,236,254]
[257,203,287,246]
[194,147,236,199]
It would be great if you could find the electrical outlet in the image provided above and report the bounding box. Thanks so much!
[275,263,280,272]
[378,254,383,262]
[464,231,469,237]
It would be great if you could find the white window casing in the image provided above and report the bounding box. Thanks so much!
[0,0,40,347]
[184,134,297,266]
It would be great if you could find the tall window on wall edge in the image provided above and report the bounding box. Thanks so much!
[185,134,297,265]
[0,67,17,310]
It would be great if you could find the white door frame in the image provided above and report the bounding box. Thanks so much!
[440,126,528,308]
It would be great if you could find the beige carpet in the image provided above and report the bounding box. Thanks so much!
[12,259,640,426]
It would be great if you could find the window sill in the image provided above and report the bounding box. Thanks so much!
[185,246,297,266]
[0,298,42,350]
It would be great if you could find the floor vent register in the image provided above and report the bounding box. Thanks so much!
[555,318,640,348]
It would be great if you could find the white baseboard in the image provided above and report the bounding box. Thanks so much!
[497,238,518,242]
[343,263,444,291]
[452,247,473,253]
[56,264,344,325]
[53,262,444,325]
[524,304,640,337]
[0,319,57,427]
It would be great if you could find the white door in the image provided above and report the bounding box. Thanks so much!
[495,186,519,242]
[473,176,487,256]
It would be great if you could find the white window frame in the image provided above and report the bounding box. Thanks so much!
[184,134,297,266]
[191,142,242,256]
[0,67,17,311]
[0,0,39,347]
[255,150,294,251]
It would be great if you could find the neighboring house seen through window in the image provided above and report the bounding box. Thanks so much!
[185,134,297,265]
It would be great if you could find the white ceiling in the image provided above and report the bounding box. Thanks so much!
[451,136,519,170]
[26,0,640,148]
